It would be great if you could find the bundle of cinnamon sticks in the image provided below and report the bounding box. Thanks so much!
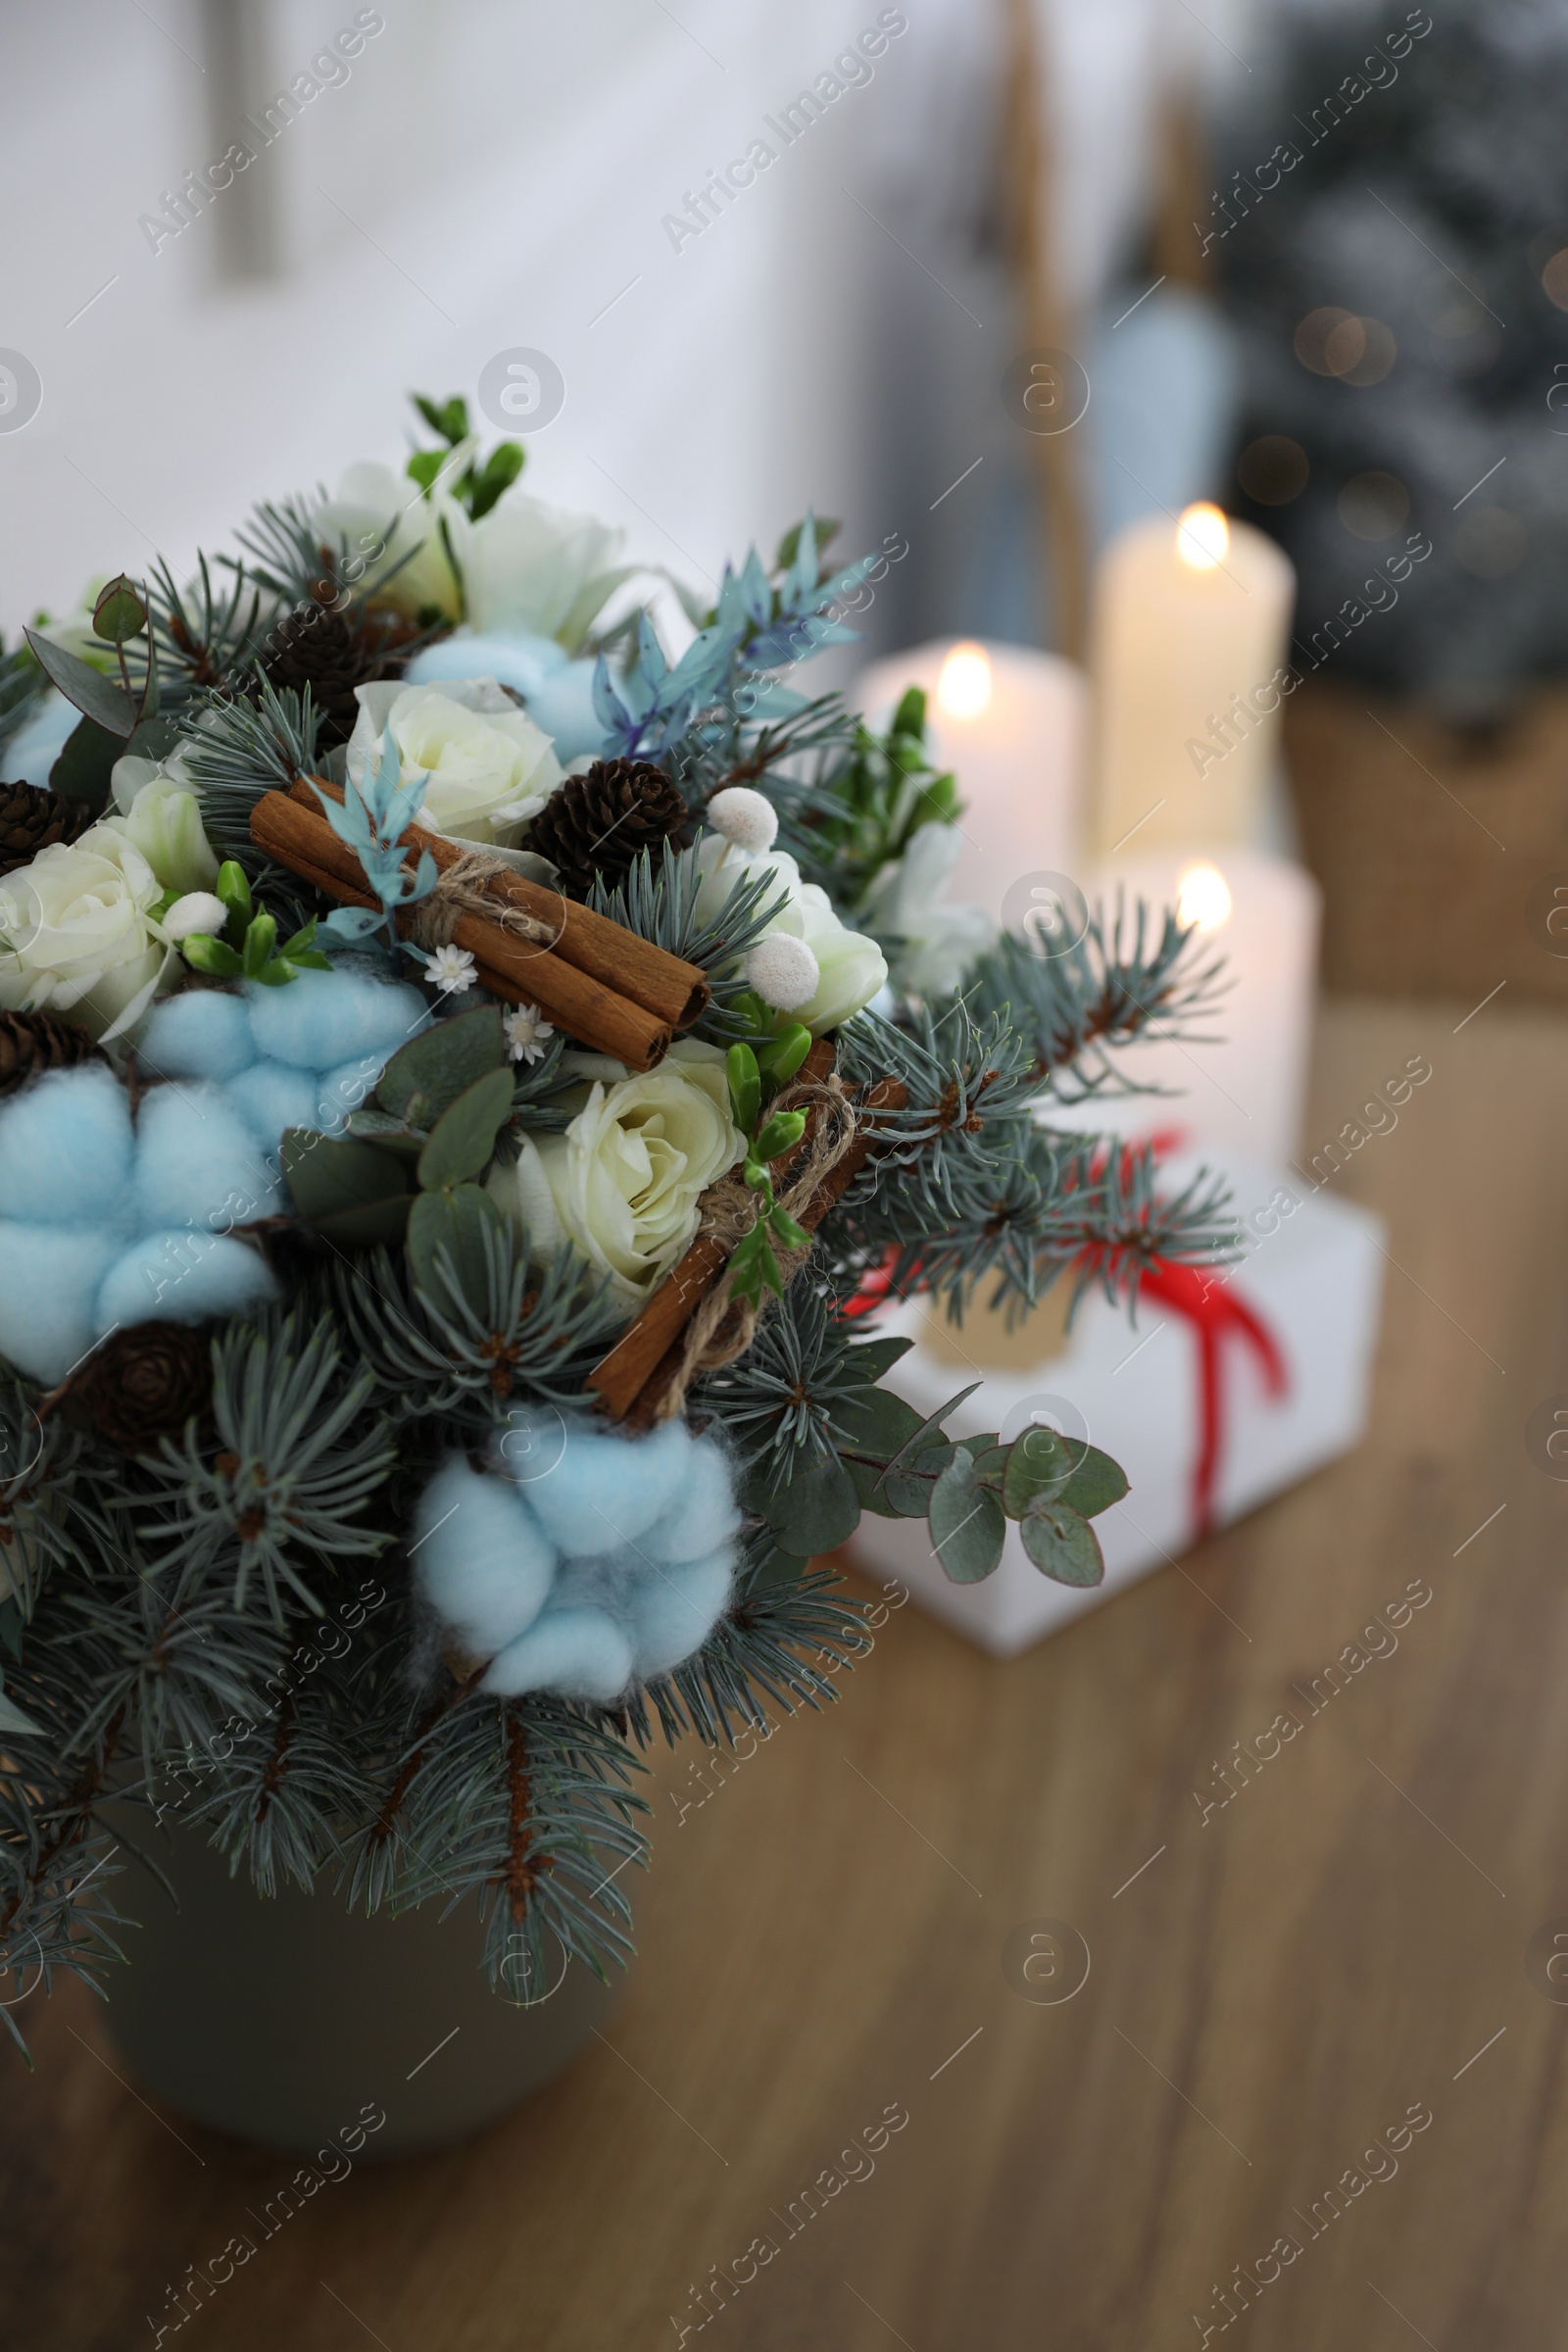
[249,778,708,1072]
[589,1043,908,1427]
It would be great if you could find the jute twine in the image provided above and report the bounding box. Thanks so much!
[406,853,563,952]
[649,1070,859,1423]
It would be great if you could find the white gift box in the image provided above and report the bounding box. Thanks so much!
[847,1152,1385,1656]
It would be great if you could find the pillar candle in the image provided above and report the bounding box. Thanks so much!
[855,639,1087,923]
[1073,846,1320,1167]
[1088,506,1296,858]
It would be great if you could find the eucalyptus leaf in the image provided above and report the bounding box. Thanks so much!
[0,1689,43,1738]
[279,1130,412,1225]
[1002,1424,1074,1519]
[847,1336,914,1381]
[1054,1441,1131,1520]
[24,627,139,737]
[929,1449,1006,1584]
[407,1181,507,1313]
[377,1004,504,1125]
[872,1381,981,1495]
[1020,1502,1104,1587]
[844,1453,902,1518]
[310,1195,414,1248]
[882,1470,934,1517]
[763,1452,861,1557]
[416,1066,514,1190]
[47,713,121,808]
[829,1385,925,1459]
[124,712,180,762]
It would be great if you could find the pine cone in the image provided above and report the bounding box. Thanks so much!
[0,780,95,878]
[70,1323,214,1456]
[0,1008,106,1099]
[527,760,689,899]
[257,601,406,748]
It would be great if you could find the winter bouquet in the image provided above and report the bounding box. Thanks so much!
[0,395,1226,2035]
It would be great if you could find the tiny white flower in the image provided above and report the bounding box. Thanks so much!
[504,1004,557,1064]
[427,944,479,995]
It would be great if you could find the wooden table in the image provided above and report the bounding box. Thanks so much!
[7,998,1567,2350]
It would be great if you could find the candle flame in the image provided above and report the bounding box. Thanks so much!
[937,641,993,719]
[1176,504,1230,571]
[1176,861,1233,933]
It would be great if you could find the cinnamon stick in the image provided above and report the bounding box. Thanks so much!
[587,1044,864,1411]
[251,791,672,1071]
[292,778,709,1031]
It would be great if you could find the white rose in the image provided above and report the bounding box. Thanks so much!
[346,679,564,849]
[487,1042,745,1300]
[861,821,996,1001]
[692,836,888,1037]
[311,460,465,622]
[463,488,631,654]
[105,753,219,897]
[0,830,169,1039]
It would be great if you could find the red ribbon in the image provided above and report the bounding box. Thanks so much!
[1138,1260,1289,1542]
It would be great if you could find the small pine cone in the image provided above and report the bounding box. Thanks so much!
[71,1323,214,1456]
[527,760,689,899]
[0,1008,107,1099]
[258,601,404,748]
[0,780,95,878]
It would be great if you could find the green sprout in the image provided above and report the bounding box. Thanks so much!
[179,858,331,988]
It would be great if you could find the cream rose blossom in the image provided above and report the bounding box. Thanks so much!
[692,835,887,1036]
[487,1043,745,1300]
[0,828,169,1038]
[346,679,564,849]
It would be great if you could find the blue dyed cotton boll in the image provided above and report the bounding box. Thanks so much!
[132,1085,282,1230]
[523,660,609,764]
[640,1438,741,1565]
[0,1226,126,1383]
[245,968,427,1071]
[222,1060,319,1146]
[412,1458,556,1656]
[140,990,258,1083]
[515,1416,691,1555]
[404,630,567,701]
[0,1065,135,1226]
[96,1229,277,1335]
[624,1548,733,1681]
[317,1054,384,1134]
[481,1606,635,1704]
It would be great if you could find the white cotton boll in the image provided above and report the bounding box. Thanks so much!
[520,1418,690,1555]
[162,892,229,944]
[627,1547,733,1680]
[640,1438,741,1565]
[0,1066,134,1226]
[481,1606,635,1702]
[0,1225,126,1383]
[743,933,819,1012]
[132,1085,282,1230]
[705,786,778,854]
[413,1459,556,1656]
[96,1230,277,1334]
[141,990,258,1083]
[222,1060,319,1146]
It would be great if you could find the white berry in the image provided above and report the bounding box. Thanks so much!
[705,787,778,854]
[745,934,819,1011]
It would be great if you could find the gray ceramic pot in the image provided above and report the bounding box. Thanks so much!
[100,1806,622,2157]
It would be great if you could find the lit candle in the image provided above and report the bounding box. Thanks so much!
[1078,845,1320,1167]
[854,638,1087,923]
[1088,506,1296,858]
